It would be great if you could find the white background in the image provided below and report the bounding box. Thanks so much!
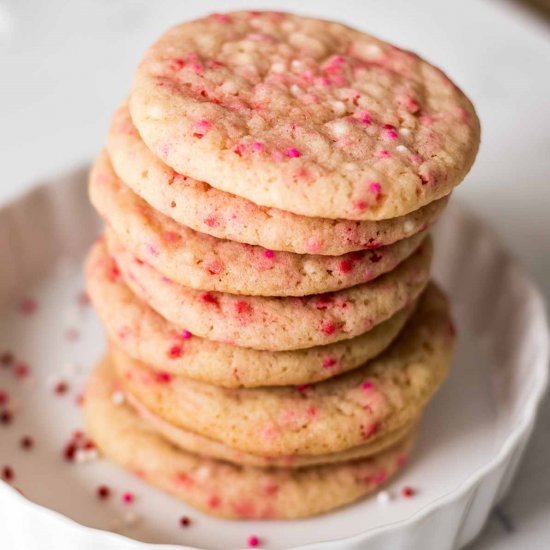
[0,1,549,548]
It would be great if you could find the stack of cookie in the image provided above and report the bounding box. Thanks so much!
[83,11,480,519]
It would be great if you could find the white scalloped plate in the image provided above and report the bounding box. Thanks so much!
[0,169,548,550]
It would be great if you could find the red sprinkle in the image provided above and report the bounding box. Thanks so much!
[320,320,337,335]
[0,352,14,366]
[19,297,37,315]
[54,381,69,395]
[201,293,219,306]
[20,436,34,450]
[122,491,135,504]
[97,485,111,499]
[0,390,8,405]
[338,259,354,274]
[170,201,177,208]
[247,535,260,548]
[156,371,173,383]
[2,466,14,482]
[322,357,337,368]
[63,442,77,461]
[0,410,13,425]
[179,516,191,527]
[402,486,416,498]
[14,362,30,379]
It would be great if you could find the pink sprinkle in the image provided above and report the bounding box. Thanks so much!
[211,13,231,23]
[192,119,212,138]
[180,330,192,340]
[385,129,398,140]
[65,328,80,342]
[354,199,368,211]
[203,215,218,228]
[359,112,372,125]
[14,362,30,379]
[305,237,322,253]
[19,298,37,315]
[320,320,337,335]
[162,231,178,242]
[235,301,252,316]
[208,495,221,508]
[362,422,380,439]
[372,469,387,485]
[263,249,275,259]
[247,535,260,547]
[167,345,183,359]
[286,148,301,158]
[322,357,337,369]
[122,491,135,504]
[369,182,381,194]
[376,149,391,159]
[420,114,434,125]
[361,382,374,391]
[397,453,408,467]
[252,142,265,153]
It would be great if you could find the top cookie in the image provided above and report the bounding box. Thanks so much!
[130,11,480,221]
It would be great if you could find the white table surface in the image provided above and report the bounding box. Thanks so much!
[0,0,549,548]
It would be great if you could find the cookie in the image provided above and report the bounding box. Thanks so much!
[108,103,448,255]
[129,11,479,221]
[86,246,415,387]
[91,150,427,296]
[102,235,432,350]
[85,355,415,519]
[113,283,454,457]
[127,390,419,468]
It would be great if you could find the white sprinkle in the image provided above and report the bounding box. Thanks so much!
[290,59,304,72]
[377,490,392,504]
[396,145,410,154]
[330,120,349,137]
[302,261,319,276]
[271,61,286,73]
[195,465,211,482]
[63,362,83,377]
[364,44,383,58]
[399,127,411,137]
[220,80,238,95]
[111,391,125,406]
[330,100,347,116]
[75,448,98,464]
[290,84,302,96]
[123,511,140,525]
[403,220,416,234]
[147,104,165,120]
